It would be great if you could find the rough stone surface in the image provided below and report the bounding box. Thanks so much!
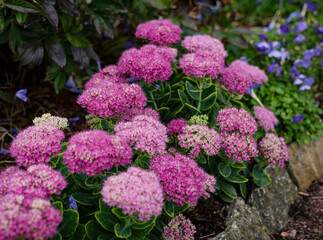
[209,198,270,240]
[288,138,323,190]
[247,165,298,234]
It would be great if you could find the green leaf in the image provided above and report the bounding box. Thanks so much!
[58,209,79,237]
[61,13,73,32]
[66,33,91,48]
[54,70,66,94]
[0,15,4,32]
[219,181,237,199]
[197,155,207,164]
[200,93,216,111]
[98,233,118,240]
[9,23,20,50]
[73,174,95,190]
[15,12,27,24]
[4,0,39,13]
[208,156,218,175]
[95,211,117,232]
[240,183,247,198]
[184,103,200,113]
[85,220,106,240]
[49,233,62,240]
[178,89,190,105]
[218,162,231,178]
[231,162,246,168]
[112,208,128,220]
[252,165,271,187]
[69,224,86,240]
[225,172,248,183]
[163,200,175,218]
[72,192,98,206]
[131,216,155,230]
[218,190,235,203]
[114,222,132,238]
[99,198,111,212]
[52,201,63,215]
[185,81,200,100]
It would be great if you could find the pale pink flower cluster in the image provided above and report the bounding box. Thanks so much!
[115,115,168,156]
[77,83,147,119]
[101,166,164,221]
[0,165,67,199]
[182,35,228,58]
[119,107,159,122]
[0,193,62,240]
[231,60,268,84]
[217,107,257,135]
[162,214,196,240]
[135,19,182,45]
[150,153,216,206]
[222,132,258,162]
[84,65,126,89]
[33,113,68,129]
[178,124,223,158]
[10,125,64,167]
[167,119,187,135]
[118,44,177,83]
[254,106,278,132]
[259,133,289,167]
[64,130,133,176]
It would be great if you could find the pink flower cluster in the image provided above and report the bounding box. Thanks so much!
[217,107,257,135]
[0,165,66,199]
[84,65,126,89]
[150,153,216,206]
[259,133,289,167]
[33,113,68,130]
[64,130,133,176]
[10,125,64,167]
[222,132,258,162]
[135,19,182,45]
[118,44,176,83]
[115,115,168,156]
[162,214,196,240]
[178,124,223,158]
[254,106,278,132]
[0,193,62,240]
[182,35,228,58]
[167,119,187,135]
[101,166,164,221]
[119,107,159,122]
[77,83,147,119]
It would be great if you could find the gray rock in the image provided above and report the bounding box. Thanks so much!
[288,138,323,190]
[208,198,270,240]
[247,165,298,234]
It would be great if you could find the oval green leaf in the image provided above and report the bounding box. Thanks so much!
[218,162,231,177]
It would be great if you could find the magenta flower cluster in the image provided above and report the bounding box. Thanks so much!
[162,214,196,240]
[178,124,223,158]
[150,153,216,206]
[77,83,147,119]
[10,125,64,167]
[119,107,160,122]
[115,115,168,156]
[135,19,182,45]
[118,44,177,83]
[64,130,133,176]
[84,65,126,89]
[101,166,164,221]
[167,119,187,135]
[0,193,62,240]
[259,133,289,167]
[254,106,278,132]
[217,107,257,135]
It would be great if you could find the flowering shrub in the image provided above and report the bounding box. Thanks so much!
[6,18,291,240]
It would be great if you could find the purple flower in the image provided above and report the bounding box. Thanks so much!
[254,41,270,53]
[304,2,318,13]
[293,59,304,67]
[279,24,290,35]
[65,76,81,94]
[293,74,315,91]
[292,114,304,124]
[196,13,203,21]
[286,11,301,23]
[69,197,78,211]
[263,22,275,32]
[239,56,248,62]
[0,148,10,155]
[316,27,323,34]
[258,33,268,41]
[303,49,315,60]
[293,74,307,85]
[295,21,308,33]
[268,48,290,62]
[314,45,322,56]
[96,61,101,71]
[15,89,28,102]
[290,66,299,80]
[293,34,306,43]
[267,62,282,77]
[125,39,135,49]
[126,77,138,83]
[270,41,281,50]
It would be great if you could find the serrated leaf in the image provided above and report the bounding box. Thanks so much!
[17,42,44,65]
[219,181,237,199]
[4,0,39,13]
[218,162,231,177]
[71,45,89,70]
[58,209,79,237]
[42,0,58,28]
[45,40,66,67]
[95,211,117,232]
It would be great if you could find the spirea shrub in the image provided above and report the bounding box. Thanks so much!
[6,18,292,239]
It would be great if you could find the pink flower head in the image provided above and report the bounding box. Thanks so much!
[101,166,164,221]
[64,130,133,176]
[150,153,216,206]
[140,44,178,62]
[33,113,68,130]
[259,133,289,167]
[179,50,224,79]
[217,107,257,135]
[222,132,258,162]
[182,34,228,58]
[119,107,160,122]
[115,115,168,156]
[118,45,174,83]
[162,214,196,240]
[254,106,278,132]
[77,83,147,119]
[0,194,62,240]
[10,125,64,167]
[84,65,126,89]
[135,19,182,45]
[230,60,268,85]
[167,119,187,135]
[178,124,223,158]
